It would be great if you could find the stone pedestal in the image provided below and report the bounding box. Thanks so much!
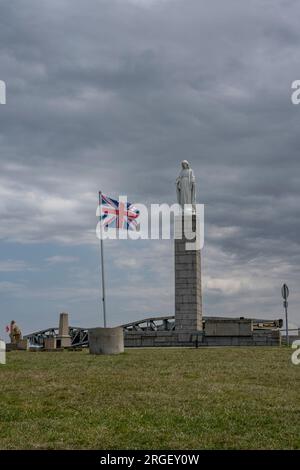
[44,337,57,350]
[17,339,29,350]
[56,336,71,348]
[175,214,203,331]
[6,343,18,352]
[89,327,124,355]
[6,340,29,351]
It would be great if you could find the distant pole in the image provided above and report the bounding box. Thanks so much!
[284,301,288,346]
[99,191,107,328]
[281,284,289,346]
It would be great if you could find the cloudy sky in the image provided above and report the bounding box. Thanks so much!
[0,0,299,336]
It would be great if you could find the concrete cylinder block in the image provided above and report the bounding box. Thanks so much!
[89,327,124,355]
[0,340,6,365]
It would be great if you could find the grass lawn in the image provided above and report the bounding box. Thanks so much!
[0,347,299,450]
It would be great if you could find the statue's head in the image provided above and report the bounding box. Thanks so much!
[181,160,190,169]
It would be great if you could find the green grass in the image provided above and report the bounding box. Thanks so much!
[0,347,300,449]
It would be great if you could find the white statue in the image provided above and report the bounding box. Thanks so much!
[176,160,196,208]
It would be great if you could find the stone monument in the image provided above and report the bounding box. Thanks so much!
[123,161,281,348]
[175,160,203,331]
[44,337,57,350]
[9,320,22,343]
[56,312,71,348]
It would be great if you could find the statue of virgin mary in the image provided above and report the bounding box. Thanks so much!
[176,160,196,208]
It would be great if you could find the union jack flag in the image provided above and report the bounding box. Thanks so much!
[99,193,140,230]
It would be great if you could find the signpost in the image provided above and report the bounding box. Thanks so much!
[281,283,289,346]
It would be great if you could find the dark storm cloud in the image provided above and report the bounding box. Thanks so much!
[0,0,300,323]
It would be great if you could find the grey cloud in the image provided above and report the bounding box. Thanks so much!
[0,0,300,325]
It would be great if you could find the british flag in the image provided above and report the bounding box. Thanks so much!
[99,193,140,230]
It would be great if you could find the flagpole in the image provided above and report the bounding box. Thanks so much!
[98,191,107,328]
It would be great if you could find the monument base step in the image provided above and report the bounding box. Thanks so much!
[124,329,281,347]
